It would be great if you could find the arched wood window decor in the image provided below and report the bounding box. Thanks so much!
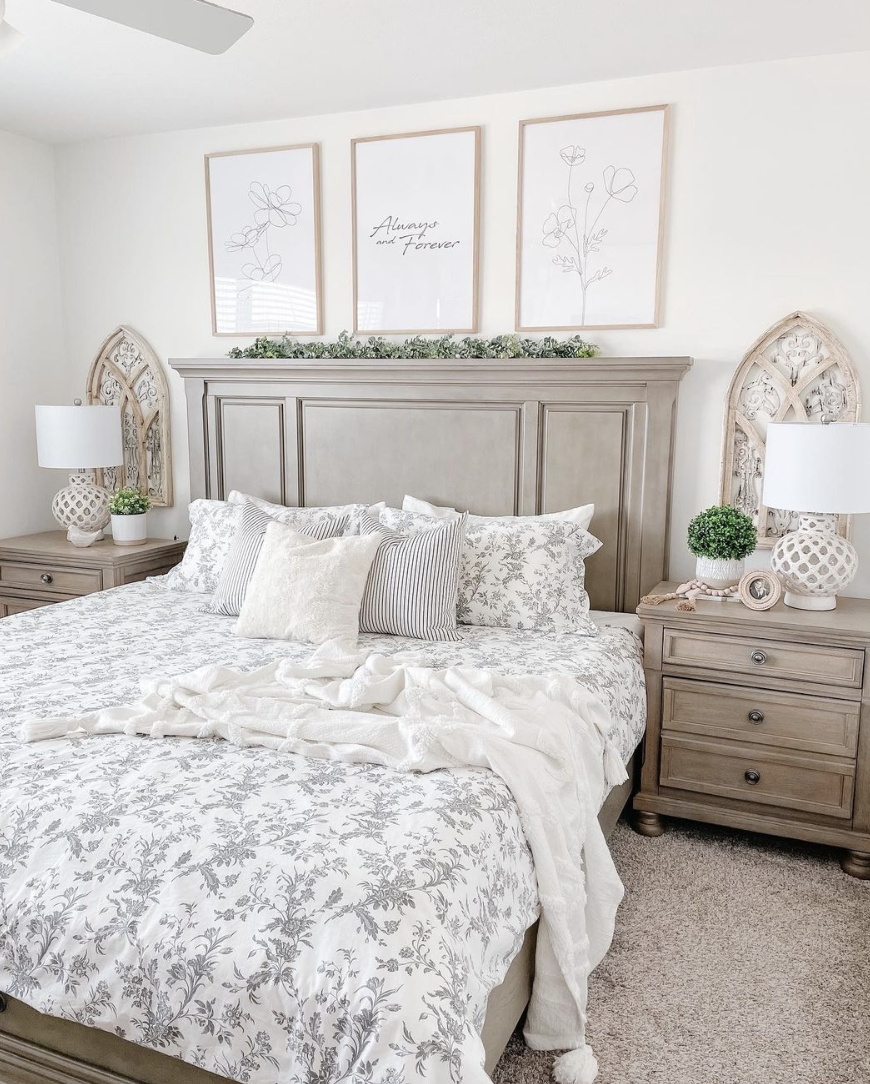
[86,326,173,507]
[719,311,860,549]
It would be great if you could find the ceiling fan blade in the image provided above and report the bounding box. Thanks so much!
[50,0,253,55]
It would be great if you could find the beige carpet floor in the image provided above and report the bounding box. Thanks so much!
[492,817,870,1084]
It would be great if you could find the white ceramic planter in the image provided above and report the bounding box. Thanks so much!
[695,555,744,588]
[111,512,147,547]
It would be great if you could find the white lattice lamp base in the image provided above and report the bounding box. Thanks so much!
[770,514,858,610]
[51,472,111,547]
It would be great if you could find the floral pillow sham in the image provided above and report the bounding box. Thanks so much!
[402,493,595,531]
[227,490,383,534]
[163,498,357,597]
[163,499,241,595]
[381,507,600,635]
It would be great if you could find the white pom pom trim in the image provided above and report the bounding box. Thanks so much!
[553,1044,599,1084]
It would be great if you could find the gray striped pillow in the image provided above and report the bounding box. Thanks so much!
[358,511,467,641]
[207,502,350,617]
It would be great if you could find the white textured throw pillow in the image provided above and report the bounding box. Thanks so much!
[207,503,350,617]
[402,493,595,531]
[382,507,600,635]
[162,499,240,594]
[234,523,382,644]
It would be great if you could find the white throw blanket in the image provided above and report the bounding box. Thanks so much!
[21,640,627,1084]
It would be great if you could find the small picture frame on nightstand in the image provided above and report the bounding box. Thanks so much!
[738,569,782,610]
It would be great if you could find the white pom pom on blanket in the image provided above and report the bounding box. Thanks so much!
[553,1045,599,1083]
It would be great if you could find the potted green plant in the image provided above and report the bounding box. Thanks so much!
[109,488,151,547]
[687,504,757,587]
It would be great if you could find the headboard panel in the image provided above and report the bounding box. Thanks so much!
[170,357,692,612]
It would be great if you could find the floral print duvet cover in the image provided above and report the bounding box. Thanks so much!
[0,580,643,1083]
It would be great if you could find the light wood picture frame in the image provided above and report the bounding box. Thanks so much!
[516,104,668,332]
[352,126,481,335]
[738,569,782,611]
[205,143,323,337]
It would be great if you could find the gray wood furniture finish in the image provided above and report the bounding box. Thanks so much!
[0,532,186,617]
[168,356,692,611]
[1,357,691,1084]
[634,582,870,878]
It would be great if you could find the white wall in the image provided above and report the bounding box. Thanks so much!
[54,51,870,592]
[0,129,71,539]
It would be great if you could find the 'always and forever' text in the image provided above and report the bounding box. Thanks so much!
[369,215,461,256]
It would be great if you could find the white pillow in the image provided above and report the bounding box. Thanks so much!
[227,491,384,533]
[162,499,240,594]
[207,502,350,617]
[382,508,600,635]
[402,494,595,531]
[234,522,382,644]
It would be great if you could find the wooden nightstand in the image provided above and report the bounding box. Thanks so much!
[633,581,870,878]
[0,531,186,618]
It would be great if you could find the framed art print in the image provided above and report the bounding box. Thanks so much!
[352,126,480,334]
[516,105,668,331]
[205,143,323,336]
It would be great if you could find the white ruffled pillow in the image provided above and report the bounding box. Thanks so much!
[163,499,240,594]
[402,494,594,531]
[234,523,382,644]
[382,507,600,635]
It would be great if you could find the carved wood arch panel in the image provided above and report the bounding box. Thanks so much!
[719,312,860,548]
[86,326,173,507]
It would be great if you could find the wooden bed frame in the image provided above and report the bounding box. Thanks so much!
[1,356,691,1084]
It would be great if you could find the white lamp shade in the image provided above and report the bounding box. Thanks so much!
[35,405,123,469]
[763,422,870,515]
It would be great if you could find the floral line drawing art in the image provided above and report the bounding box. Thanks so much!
[224,181,302,288]
[542,146,638,325]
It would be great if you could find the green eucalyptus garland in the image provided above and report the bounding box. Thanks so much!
[228,330,598,360]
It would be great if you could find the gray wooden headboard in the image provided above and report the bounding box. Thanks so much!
[169,356,692,612]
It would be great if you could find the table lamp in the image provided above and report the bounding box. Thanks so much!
[763,420,870,610]
[35,402,123,547]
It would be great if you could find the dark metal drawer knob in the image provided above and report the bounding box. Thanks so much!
[748,710,765,724]
[750,650,767,665]
[744,769,761,785]
[40,573,53,584]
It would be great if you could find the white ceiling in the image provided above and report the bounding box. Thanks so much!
[2,0,870,144]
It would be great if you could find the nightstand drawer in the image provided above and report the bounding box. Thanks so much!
[660,735,855,819]
[662,677,860,757]
[662,627,863,689]
[0,595,55,617]
[0,561,102,597]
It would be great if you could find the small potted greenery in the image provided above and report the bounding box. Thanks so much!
[109,488,151,547]
[687,504,757,587]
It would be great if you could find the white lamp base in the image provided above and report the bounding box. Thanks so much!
[51,472,111,546]
[771,513,857,613]
[783,590,838,611]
